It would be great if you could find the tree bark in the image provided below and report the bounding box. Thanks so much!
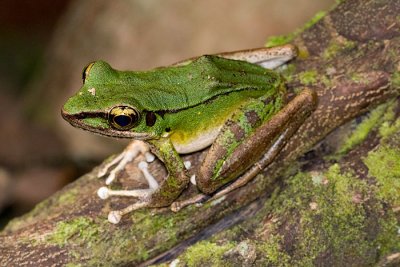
[1,0,399,266]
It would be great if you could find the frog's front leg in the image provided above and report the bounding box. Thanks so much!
[99,138,189,224]
[196,88,317,195]
[145,138,190,206]
[97,140,155,185]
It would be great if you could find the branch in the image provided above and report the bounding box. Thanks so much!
[1,0,399,266]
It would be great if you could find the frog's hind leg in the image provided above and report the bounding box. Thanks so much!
[108,202,149,224]
[174,44,297,70]
[214,44,297,70]
[172,89,316,211]
[171,129,293,212]
[195,88,316,198]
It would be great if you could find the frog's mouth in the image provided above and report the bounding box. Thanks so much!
[61,109,153,140]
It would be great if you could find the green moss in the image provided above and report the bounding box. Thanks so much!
[321,75,332,87]
[298,166,373,264]
[350,73,365,84]
[304,11,326,30]
[4,184,83,233]
[177,155,399,265]
[323,39,356,60]
[298,70,318,85]
[338,103,389,154]
[265,11,326,47]
[324,42,340,60]
[181,240,235,267]
[258,234,290,266]
[378,101,400,138]
[375,213,400,256]
[321,165,363,214]
[265,35,295,48]
[48,217,100,247]
[254,164,390,265]
[57,187,79,205]
[281,64,296,82]
[363,145,400,206]
[391,71,400,89]
[42,207,188,265]
[379,117,400,139]
[124,210,184,260]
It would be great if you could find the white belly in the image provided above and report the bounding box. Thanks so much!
[172,126,221,154]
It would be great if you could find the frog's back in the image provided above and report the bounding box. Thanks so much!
[117,55,283,112]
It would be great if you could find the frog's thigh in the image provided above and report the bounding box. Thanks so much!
[196,96,276,193]
[197,88,316,194]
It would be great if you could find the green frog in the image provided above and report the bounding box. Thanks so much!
[62,44,317,223]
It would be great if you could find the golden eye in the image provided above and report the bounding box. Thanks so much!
[108,106,140,130]
[82,62,95,84]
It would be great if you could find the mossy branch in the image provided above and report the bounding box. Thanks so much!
[1,0,399,266]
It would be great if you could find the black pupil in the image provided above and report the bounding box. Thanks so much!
[114,115,132,127]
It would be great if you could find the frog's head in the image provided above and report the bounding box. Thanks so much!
[61,61,161,140]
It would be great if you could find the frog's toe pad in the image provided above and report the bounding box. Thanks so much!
[145,152,155,162]
[106,201,150,223]
[97,187,110,199]
[108,211,122,224]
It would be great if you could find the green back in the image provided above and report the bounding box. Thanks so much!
[63,55,282,114]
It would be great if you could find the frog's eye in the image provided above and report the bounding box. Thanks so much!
[82,62,95,84]
[108,106,140,130]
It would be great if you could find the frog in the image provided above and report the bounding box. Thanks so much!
[62,44,317,224]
